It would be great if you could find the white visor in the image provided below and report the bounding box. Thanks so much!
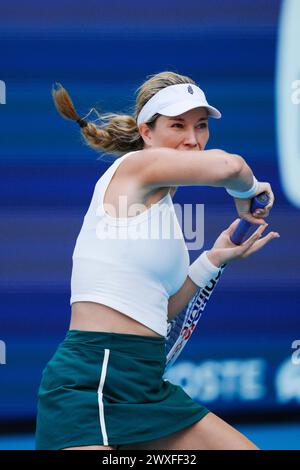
[137,83,221,126]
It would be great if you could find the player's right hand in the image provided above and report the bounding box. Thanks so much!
[233,182,275,225]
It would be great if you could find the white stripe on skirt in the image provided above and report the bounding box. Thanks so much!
[97,348,110,446]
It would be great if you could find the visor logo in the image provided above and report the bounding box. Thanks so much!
[187,85,194,94]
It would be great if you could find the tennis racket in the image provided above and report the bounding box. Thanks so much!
[165,262,226,371]
[165,191,270,371]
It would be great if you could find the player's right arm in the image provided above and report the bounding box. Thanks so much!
[124,147,272,224]
[127,147,250,190]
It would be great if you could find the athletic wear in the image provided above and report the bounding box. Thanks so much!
[70,151,190,337]
[188,250,221,288]
[226,175,259,199]
[35,329,210,449]
[137,83,221,126]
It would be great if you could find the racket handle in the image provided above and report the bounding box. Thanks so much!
[230,192,270,245]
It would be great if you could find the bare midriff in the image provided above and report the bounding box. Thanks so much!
[70,301,163,338]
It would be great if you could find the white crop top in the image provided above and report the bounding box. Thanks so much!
[70,151,190,337]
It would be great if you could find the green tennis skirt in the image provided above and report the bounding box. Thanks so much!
[35,329,210,449]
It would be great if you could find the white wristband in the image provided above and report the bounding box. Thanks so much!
[226,175,259,199]
[188,251,221,288]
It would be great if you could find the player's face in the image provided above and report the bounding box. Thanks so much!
[140,107,209,151]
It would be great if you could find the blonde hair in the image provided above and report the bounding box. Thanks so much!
[51,71,196,159]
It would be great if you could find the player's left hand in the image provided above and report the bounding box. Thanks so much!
[206,218,280,267]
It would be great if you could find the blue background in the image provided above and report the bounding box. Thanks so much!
[1,0,300,438]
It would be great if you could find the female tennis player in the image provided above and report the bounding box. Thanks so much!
[35,71,279,451]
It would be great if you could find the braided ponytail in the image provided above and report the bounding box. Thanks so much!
[51,71,196,158]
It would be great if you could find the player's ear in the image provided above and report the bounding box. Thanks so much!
[138,123,153,146]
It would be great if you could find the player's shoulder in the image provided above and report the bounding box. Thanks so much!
[116,149,177,195]
[113,149,155,183]
[118,148,167,173]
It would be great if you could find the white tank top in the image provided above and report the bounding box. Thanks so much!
[70,151,190,337]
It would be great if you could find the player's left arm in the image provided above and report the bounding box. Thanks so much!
[168,251,222,321]
[168,218,280,321]
[168,275,200,321]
